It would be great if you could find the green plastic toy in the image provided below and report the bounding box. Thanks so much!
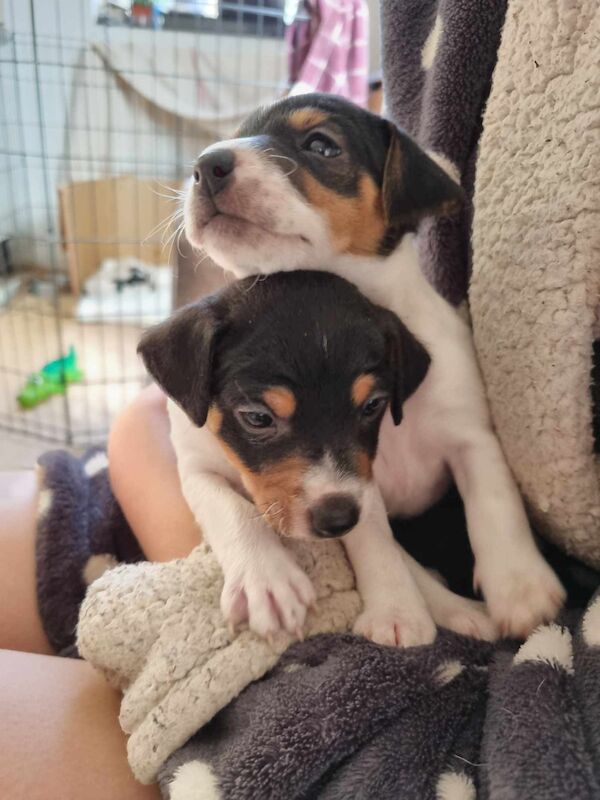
[17,346,84,409]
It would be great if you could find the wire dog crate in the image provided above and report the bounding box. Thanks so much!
[0,0,292,446]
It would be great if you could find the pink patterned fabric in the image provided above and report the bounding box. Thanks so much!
[286,0,369,108]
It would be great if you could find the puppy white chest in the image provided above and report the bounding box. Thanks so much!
[374,407,451,518]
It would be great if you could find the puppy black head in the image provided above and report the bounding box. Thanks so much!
[138,271,430,540]
[185,94,464,274]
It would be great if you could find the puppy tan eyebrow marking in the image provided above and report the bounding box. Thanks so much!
[288,109,329,131]
[262,386,297,419]
[352,374,376,407]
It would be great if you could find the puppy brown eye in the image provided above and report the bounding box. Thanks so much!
[240,410,274,429]
[361,396,387,419]
[304,134,342,158]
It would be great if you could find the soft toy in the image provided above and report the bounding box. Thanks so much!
[77,539,360,783]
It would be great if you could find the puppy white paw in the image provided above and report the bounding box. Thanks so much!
[475,552,565,639]
[437,597,498,642]
[353,604,437,648]
[221,548,316,641]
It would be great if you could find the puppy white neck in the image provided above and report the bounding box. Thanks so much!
[327,235,470,353]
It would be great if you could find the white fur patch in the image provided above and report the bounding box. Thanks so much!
[582,598,600,647]
[435,659,465,686]
[283,662,303,674]
[514,623,573,673]
[84,452,109,477]
[422,14,443,70]
[170,761,222,800]
[83,553,118,586]
[436,771,476,800]
[302,452,365,505]
[427,151,461,185]
[37,488,53,519]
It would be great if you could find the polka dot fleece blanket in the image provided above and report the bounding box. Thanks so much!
[36,448,600,799]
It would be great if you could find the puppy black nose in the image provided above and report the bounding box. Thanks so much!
[310,494,360,538]
[194,149,235,195]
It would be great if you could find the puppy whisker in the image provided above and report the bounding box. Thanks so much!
[142,209,184,247]
[154,181,187,198]
[266,152,298,178]
[243,273,268,294]
[191,249,213,273]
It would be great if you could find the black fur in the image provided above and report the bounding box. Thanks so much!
[138,296,223,427]
[138,271,430,476]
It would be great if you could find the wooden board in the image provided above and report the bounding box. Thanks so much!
[58,175,181,295]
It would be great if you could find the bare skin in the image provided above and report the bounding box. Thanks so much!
[0,471,54,655]
[0,386,183,799]
[0,649,160,800]
[107,383,202,561]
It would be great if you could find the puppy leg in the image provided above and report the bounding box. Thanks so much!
[181,472,316,640]
[344,487,436,648]
[448,431,565,638]
[404,554,498,641]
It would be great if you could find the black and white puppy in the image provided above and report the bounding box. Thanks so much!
[140,271,497,645]
[154,93,564,645]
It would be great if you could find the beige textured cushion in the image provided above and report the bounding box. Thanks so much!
[471,0,600,566]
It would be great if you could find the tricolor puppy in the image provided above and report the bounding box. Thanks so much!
[140,271,497,645]
[174,93,564,643]
[185,93,462,272]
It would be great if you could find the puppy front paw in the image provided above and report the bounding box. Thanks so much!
[353,604,437,648]
[221,548,316,641]
[475,551,565,639]
[436,596,499,642]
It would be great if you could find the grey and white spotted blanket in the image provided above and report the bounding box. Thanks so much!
[36,448,600,799]
[380,0,508,306]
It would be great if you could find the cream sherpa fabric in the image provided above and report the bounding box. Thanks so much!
[470,0,600,567]
[76,539,360,784]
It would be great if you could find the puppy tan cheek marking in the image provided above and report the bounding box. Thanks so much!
[300,171,386,256]
[206,404,305,536]
[206,406,223,435]
[243,456,309,536]
[356,173,387,254]
[352,373,376,407]
[288,109,329,131]
[207,409,254,486]
[262,386,297,419]
[355,449,373,480]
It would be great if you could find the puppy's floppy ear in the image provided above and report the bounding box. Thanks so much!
[378,307,431,426]
[382,121,464,229]
[137,298,223,427]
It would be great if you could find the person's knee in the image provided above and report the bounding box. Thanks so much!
[0,472,54,654]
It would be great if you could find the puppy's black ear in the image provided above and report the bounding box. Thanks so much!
[382,122,464,229]
[137,298,222,427]
[379,307,431,426]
